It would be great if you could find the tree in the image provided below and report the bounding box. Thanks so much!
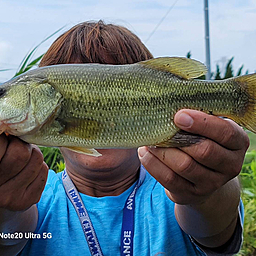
[214,64,222,80]
[186,52,247,80]
[224,57,234,79]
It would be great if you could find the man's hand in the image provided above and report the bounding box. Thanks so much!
[138,109,249,205]
[138,109,248,248]
[0,134,48,211]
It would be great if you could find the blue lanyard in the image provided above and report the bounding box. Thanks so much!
[62,167,146,256]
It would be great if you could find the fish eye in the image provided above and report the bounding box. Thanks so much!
[0,88,6,98]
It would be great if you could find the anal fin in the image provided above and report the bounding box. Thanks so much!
[156,130,204,148]
[64,146,102,157]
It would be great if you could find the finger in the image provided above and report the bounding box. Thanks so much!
[0,137,32,186]
[0,133,8,161]
[138,147,194,193]
[14,146,45,189]
[174,109,249,150]
[24,162,48,207]
[179,138,244,176]
[138,147,212,204]
[147,146,224,192]
[0,162,48,211]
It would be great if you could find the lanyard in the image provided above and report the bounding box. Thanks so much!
[62,166,146,256]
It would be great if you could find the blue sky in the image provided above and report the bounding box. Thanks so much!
[0,0,256,82]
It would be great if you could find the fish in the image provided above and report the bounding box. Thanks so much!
[0,57,256,157]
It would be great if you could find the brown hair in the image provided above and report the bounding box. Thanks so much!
[39,20,153,67]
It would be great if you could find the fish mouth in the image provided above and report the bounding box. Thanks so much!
[0,112,30,136]
[0,122,8,135]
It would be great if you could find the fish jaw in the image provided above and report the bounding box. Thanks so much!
[0,122,8,135]
[0,74,63,137]
[0,97,62,137]
[0,79,32,135]
[0,110,40,136]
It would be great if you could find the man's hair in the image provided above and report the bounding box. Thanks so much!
[39,20,153,67]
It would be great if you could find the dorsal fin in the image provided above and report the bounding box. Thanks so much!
[139,57,207,80]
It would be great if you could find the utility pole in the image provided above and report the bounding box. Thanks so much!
[204,0,211,80]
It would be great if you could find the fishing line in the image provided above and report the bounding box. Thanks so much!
[145,0,180,43]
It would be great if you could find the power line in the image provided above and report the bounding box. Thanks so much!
[145,0,180,43]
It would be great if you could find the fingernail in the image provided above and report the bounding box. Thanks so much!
[175,112,194,128]
[138,147,148,158]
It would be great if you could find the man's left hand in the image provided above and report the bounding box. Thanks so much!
[138,109,249,205]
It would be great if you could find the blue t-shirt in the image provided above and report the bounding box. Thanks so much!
[18,165,243,256]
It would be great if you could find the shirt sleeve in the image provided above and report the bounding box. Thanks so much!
[191,199,244,256]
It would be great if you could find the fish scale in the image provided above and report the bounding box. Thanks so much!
[0,57,256,156]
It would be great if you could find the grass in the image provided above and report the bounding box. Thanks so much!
[238,149,256,255]
[247,132,256,151]
[13,27,64,77]
[39,147,65,173]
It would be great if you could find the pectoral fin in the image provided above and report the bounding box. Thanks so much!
[59,118,100,140]
[64,146,102,157]
[156,130,204,147]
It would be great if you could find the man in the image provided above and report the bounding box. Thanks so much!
[0,21,247,256]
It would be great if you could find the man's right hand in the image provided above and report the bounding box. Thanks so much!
[0,134,48,211]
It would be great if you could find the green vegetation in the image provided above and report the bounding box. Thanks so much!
[14,27,64,77]
[238,150,256,256]
[40,147,64,172]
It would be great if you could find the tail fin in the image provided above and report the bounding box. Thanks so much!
[232,73,256,133]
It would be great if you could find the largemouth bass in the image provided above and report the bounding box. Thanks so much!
[0,57,256,157]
